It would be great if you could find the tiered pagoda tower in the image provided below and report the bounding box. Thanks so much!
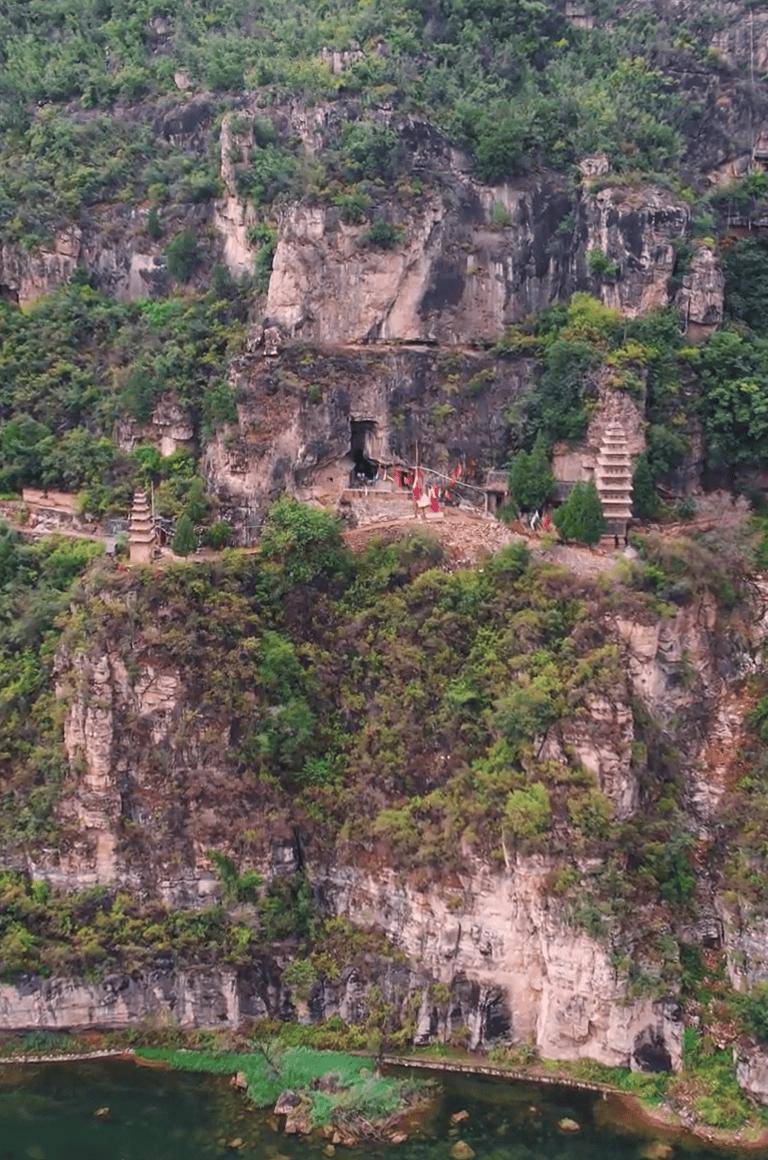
[595,422,633,539]
[128,490,156,564]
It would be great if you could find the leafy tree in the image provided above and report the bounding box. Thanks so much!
[554,480,606,544]
[504,783,551,844]
[259,498,348,586]
[507,435,554,512]
[632,453,660,520]
[146,205,162,241]
[494,675,559,751]
[183,477,209,525]
[236,145,299,206]
[365,220,400,250]
[172,512,197,556]
[336,121,399,181]
[568,788,614,839]
[736,983,768,1043]
[695,330,768,471]
[165,230,200,282]
[723,238,768,334]
[203,521,232,549]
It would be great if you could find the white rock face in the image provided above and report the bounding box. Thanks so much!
[0,970,243,1030]
[0,228,82,305]
[324,861,682,1067]
[678,245,725,332]
[583,185,688,317]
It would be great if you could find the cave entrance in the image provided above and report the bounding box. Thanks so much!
[350,419,378,484]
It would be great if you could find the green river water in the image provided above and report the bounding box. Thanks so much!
[0,1060,740,1160]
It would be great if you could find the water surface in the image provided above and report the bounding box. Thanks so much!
[0,1060,739,1160]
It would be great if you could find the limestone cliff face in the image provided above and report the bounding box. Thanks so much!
[265,175,576,344]
[580,185,688,318]
[324,861,682,1069]
[203,345,534,525]
[0,98,704,333]
[13,575,757,1075]
[0,969,244,1031]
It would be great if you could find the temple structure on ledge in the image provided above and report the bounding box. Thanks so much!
[128,490,156,564]
[595,422,633,540]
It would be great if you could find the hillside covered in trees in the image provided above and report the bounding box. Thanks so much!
[5,0,768,1141]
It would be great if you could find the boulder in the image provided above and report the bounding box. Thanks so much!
[316,1071,341,1092]
[639,1144,673,1160]
[558,1118,580,1133]
[450,1110,470,1125]
[231,1071,248,1090]
[450,1142,475,1160]
[274,1090,302,1116]
[274,1090,313,1136]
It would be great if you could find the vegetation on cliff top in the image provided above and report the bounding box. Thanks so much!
[0,528,102,845]
[0,278,246,515]
[10,505,739,979]
[0,0,720,246]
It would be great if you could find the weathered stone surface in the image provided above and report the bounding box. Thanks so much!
[0,969,242,1030]
[678,245,725,335]
[580,184,688,318]
[736,1045,768,1104]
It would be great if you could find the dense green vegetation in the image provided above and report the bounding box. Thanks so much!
[0,1,734,246]
[15,503,739,983]
[0,528,102,843]
[136,1044,417,1127]
[0,870,256,978]
[0,279,246,515]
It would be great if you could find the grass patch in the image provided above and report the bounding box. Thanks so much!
[136,1044,408,1127]
[666,1028,753,1130]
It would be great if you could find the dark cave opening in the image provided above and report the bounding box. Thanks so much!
[350,419,378,482]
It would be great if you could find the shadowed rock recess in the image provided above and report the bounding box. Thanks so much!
[5,0,768,1134]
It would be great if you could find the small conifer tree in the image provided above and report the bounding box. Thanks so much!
[172,512,197,556]
[147,205,162,241]
[554,480,605,544]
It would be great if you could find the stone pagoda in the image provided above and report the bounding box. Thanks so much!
[595,422,633,540]
[128,490,156,564]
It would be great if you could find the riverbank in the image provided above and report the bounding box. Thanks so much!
[1,1032,767,1151]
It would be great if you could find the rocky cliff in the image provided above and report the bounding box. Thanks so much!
[0,533,756,1085]
[5,2,768,1132]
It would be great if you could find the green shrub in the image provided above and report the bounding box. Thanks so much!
[365,220,401,250]
[336,122,399,181]
[332,187,371,224]
[587,249,619,281]
[203,521,232,549]
[554,481,606,544]
[507,435,553,513]
[165,230,200,282]
[632,454,660,520]
[504,783,551,844]
[735,983,768,1042]
[172,513,197,556]
[259,498,348,587]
